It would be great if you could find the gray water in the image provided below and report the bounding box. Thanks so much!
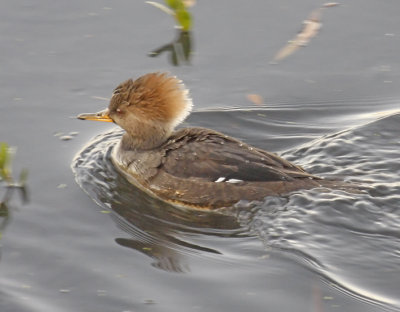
[1,1,400,311]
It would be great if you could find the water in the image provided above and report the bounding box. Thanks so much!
[1,1,400,311]
[71,107,400,311]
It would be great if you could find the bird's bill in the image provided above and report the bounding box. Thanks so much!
[77,109,113,122]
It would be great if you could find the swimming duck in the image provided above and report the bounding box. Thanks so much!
[78,72,336,209]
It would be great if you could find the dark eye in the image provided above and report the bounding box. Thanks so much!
[116,108,123,114]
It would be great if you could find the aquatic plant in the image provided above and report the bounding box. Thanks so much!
[146,0,194,65]
[0,143,28,196]
[143,1,194,65]
[0,142,28,238]
[146,0,193,31]
[148,30,192,66]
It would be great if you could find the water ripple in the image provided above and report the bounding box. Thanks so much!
[72,110,400,309]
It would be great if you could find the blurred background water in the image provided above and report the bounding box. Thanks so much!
[1,1,399,311]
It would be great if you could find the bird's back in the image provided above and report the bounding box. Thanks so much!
[112,127,332,209]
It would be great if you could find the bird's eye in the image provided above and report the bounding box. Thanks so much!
[116,108,124,115]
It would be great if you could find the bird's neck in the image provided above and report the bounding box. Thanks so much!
[120,123,171,151]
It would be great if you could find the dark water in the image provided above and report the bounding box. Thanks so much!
[1,1,400,312]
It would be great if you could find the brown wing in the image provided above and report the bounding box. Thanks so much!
[160,128,317,183]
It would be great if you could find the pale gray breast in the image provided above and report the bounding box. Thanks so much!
[112,142,163,181]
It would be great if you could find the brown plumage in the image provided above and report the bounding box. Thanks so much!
[78,72,350,210]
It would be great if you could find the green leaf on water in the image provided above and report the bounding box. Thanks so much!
[0,143,29,211]
[175,9,192,31]
[165,0,184,10]
[0,143,8,170]
[0,143,11,181]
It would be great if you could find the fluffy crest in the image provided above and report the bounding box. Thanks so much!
[109,72,192,129]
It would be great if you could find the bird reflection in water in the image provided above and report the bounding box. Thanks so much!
[73,139,243,273]
[105,172,241,273]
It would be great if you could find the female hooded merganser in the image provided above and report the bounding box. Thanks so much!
[78,73,340,209]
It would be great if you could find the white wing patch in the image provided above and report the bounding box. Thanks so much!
[226,179,243,184]
[214,177,243,184]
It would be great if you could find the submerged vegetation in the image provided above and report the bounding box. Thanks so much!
[0,142,28,239]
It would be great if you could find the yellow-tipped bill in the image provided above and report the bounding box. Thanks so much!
[77,109,113,122]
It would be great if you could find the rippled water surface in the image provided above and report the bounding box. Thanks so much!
[1,1,400,312]
[71,109,400,311]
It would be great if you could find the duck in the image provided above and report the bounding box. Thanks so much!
[77,72,345,210]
